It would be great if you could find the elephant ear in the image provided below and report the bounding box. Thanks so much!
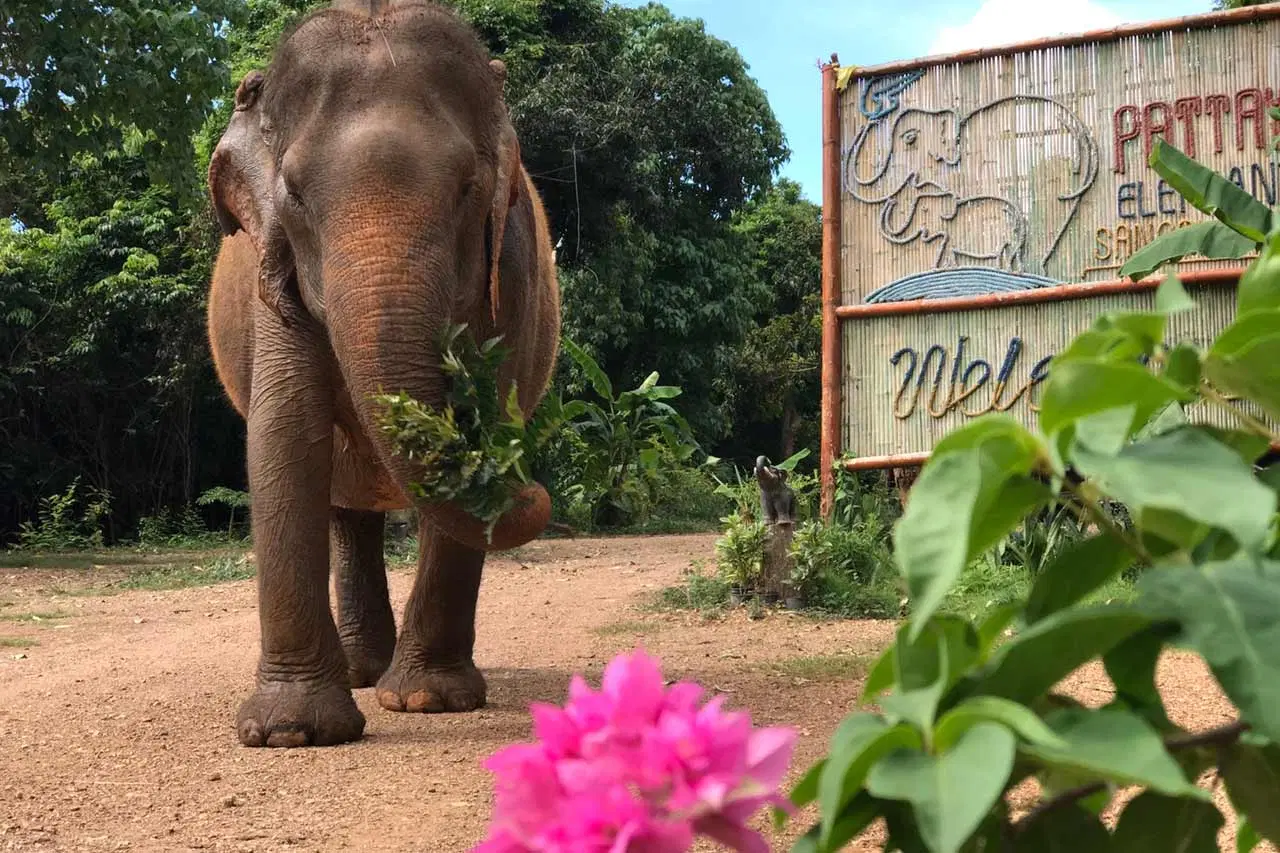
[486,59,522,323]
[209,71,272,246]
[207,70,297,323]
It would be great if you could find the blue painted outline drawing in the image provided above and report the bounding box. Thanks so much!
[844,73,1100,303]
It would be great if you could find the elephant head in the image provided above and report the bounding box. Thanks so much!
[878,181,960,244]
[207,1,549,551]
[844,108,961,206]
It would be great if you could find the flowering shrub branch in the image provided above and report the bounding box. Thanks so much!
[473,649,798,852]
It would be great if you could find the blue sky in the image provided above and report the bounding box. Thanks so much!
[643,0,1213,200]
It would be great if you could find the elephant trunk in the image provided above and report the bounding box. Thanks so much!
[322,227,550,552]
[846,123,897,205]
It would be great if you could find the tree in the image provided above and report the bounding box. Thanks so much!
[0,149,243,540]
[450,0,789,441]
[1213,0,1270,7]
[726,178,822,462]
[1,0,240,223]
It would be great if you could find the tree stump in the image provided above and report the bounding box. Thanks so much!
[891,465,921,509]
[755,456,797,603]
[760,519,795,602]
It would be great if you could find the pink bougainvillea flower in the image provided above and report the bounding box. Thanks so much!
[472,648,798,853]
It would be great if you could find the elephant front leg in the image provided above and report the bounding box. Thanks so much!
[376,521,486,713]
[332,507,396,688]
[236,306,364,748]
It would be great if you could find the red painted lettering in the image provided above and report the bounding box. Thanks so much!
[1173,96,1204,158]
[1236,88,1265,151]
[1113,105,1140,175]
[1143,101,1174,159]
[1206,94,1231,154]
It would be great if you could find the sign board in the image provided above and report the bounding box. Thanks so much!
[822,6,1280,475]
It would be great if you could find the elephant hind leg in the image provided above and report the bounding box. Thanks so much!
[376,522,487,713]
[332,507,397,689]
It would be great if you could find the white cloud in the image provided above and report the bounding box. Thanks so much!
[928,0,1124,55]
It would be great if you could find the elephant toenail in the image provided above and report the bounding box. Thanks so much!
[404,690,436,712]
[238,720,266,747]
[377,689,405,711]
[266,727,310,748]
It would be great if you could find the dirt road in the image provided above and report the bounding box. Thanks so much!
[0,534,1254,852]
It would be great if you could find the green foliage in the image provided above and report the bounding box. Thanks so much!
[786,141,1280,849]
[555,337,701,528]
[197,486,251,536]
[654,559,734,613]
[1120,138,1272,281]
[445,0,789,438]
[0,148,243,543]
[135,505,216,548]
[728,179,823,459]
[375,324,571,542]
[714,513,767,589]
[14,478,112,551]
[2,0,240,222]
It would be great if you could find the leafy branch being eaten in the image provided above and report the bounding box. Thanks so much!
[372,323,570,543]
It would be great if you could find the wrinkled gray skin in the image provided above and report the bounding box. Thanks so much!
[204,0,561,748]
[755,456,796,526]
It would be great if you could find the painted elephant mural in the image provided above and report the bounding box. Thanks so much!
[844,73,1099,297]
[204,0,560,747]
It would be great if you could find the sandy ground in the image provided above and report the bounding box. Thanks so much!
[0,533,1259,852]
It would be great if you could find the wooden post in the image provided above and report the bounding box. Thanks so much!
[819,54,843,520]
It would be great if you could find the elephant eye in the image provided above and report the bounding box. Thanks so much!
[901,129,920,146]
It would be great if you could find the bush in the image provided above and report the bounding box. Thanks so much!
[553,338,701,530]
[196,486,250,537]
[14,478,111,551]
[608,462,730,534]
[783,138,1280,852]
[136,505,215,548]
[654,559,732,612]
[791,514,902,618]
[714,511,767,590]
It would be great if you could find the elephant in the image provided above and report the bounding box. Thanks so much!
[844,108,962,208]
[880,187,1028,271]
[843,93,1098,276]
[753,456,795,527]
[204,0,561,748]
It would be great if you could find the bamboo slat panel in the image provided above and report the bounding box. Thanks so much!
[841,282,1271,458]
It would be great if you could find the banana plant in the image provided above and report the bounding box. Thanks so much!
[559,337,700,527]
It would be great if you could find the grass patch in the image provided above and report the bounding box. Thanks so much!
[651,564,732,614]
[114,555,254,591]
[0,610,73,623]
[760,653,870,682]
[0,636,37,648]
[592,619,660,638]
[0,546,244,571]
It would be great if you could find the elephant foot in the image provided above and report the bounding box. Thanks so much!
[236,679,366,748]
[342,639,394,689]
[340,623,396,689]
[375,661,486,713]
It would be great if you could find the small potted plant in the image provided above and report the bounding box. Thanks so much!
[784,520,823,610]
[715,511,765,606]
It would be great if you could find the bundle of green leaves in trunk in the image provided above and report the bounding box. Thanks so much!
[373,323,569,542]
[780,140,1280,850]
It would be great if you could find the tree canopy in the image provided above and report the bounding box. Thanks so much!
[0,0,818,540]
[1,0,240,223]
